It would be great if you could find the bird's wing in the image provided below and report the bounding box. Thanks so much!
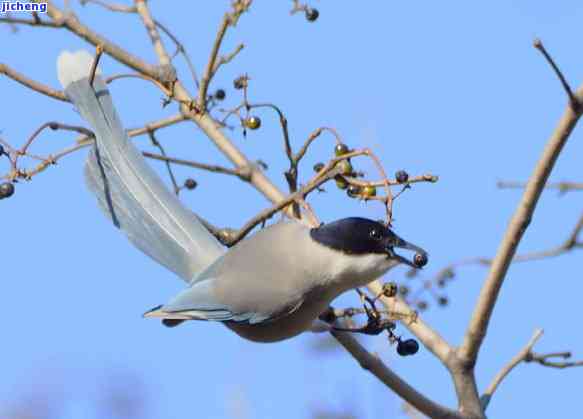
[57,50,225,282]
[143,278,304,324]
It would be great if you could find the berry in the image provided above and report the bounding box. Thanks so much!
[437,278,446,288]
[395,170,409,183]
[399,285,409,297]
[244,116,261,130]
[305,7,319,22]
[382,282,398,298]
[362,185,376,198]
[0,182,15,199]
[337,159,352,175]
[335,176,348,190]
[397,339,419,356]
[347,184,361,197]
[438,296,449,307]
[184,178,197,190]
[334,143,350,157]
[313,162,325,173]
[417,300,428,311]
[413,252,428,268]
[214,89,226,100]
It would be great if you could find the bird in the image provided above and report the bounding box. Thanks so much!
[57,50,428,343]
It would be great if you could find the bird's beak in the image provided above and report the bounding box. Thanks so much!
[385,234,428,268]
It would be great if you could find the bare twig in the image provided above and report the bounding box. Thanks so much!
[480,329,544,410]
[88,44,104,86]
[154,19,199,87]
[226,167,342,246]
[142,152,251,181]
[198,13,231,109]
[125,113,187,137]
[431,211,583,285]
[1,114,187,181]
[526,351,583,369]
[0,63,68,102]
[497,180,583,193]
[212,43,245,76]
[534,39,580,112]
[146,131,180,195]
[104,73,172,96]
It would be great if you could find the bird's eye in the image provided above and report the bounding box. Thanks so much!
[369,228,383,240]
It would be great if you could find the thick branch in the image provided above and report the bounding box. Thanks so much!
[331,330,461,419]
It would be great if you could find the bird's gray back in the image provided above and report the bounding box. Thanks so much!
[196,221,336,317]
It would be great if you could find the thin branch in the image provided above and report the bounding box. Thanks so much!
[459,76,583,368]
[88,44,104,86]
[142,152,251,181]
[497,180,583,193]
[154,19,200,87]
[198,13,231,109]
[480,329,544,410]
[125,113,187,137]
[212,43,245,76]
[104,73,172,96]
[226,167,342,246]
[526,351,583,369]
[0,63,68,102]
[295,126,342,164]
[146,131,180,195]
[534,39,580,112]
[431,211,583,284]
[1,114,187,181]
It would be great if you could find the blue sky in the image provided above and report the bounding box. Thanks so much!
[2,1,583,418]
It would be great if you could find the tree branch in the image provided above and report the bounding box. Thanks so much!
[198,13,231,109]
[142,152,251,181]
[459,74,583,368]
[480,329,544,410]
[0,63,68,101]
[497,180,583,193]
[331,329,461,419]
[525,351,583,369]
